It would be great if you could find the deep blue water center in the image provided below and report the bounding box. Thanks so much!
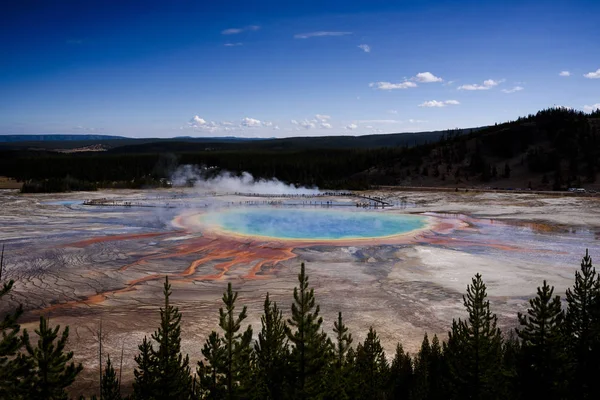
[201,208,427,240]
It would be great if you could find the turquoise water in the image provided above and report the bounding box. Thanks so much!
[42,200,82,206]
[200,208,427,240]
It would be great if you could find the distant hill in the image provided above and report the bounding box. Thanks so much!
[0,134,127,142]
[0,129,478,152]
[2,109,599,192]
[107,128,479,154]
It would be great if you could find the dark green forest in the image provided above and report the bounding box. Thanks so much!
[1,246,600,399]
[1,108,599,192]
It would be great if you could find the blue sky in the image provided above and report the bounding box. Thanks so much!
[1,0,599,138]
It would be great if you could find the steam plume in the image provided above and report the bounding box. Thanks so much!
[170,165,320,195]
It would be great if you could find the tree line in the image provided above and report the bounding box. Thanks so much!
[1,247,600,399]
[3,108,598,193]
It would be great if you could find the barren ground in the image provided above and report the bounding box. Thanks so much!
[1,188,598,396]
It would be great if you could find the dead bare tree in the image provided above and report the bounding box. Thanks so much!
[0,244,4,282]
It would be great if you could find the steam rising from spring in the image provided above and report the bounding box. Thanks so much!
[170,165,320,195]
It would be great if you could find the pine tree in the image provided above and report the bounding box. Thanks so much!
[516,280,567,399]
[218,282,253,399]
[253,293,289,400]
[101,355,121,400]
[388,342,412,400]
[149,276,192,400]
[285,263,331,399]
[133,336,155,400]
[21,316,83,400]
[324,312,353,400]
[354,327,388,400]
[332,312,352,370]
[412,334,432,400]
[343,347,359,399]
[565,249,600,398]
[427,334,444,400]
[500,331,521,400]
[0,245,29,398]
[444,273,503,400]
[197,331,226,400]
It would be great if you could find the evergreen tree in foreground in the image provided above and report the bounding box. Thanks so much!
[0,245,29,398]
[133,336,155,399]
[324,312,353,400]
[218,282,253,399]
[565,249,600,399]
[22,316,83,400]
[516,280,568,399]
[149,276,192,400]
[285,263,331,399]
[253,293,289,400]
[197,331,226,400]
[332,312,353,370]
[388,342,413,400]
[444,273,503,400]
[101,355,122,400]
[500,331,520,400]
[354,327,389,400]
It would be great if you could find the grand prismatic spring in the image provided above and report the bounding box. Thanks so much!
[1,188,599,392]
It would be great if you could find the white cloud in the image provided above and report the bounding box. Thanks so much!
[315,114,331,122]
[559,71,571,77]
[241,117,262,127]
[357,119,403,124]
[190,116,207,126]
[501,86,524,94]
[413,72,443,83]
[224,43,243,47]
[369,81,417,90]
[583,103,600,112]
[291,119,316,129]
[294,31,352,39]
[458,79,502,90]
[262,121,273,127]
[345,123,358,130]
[388,110,398,114]
[419,100,460,107]
[358,44,371,53]
[222,25,260,35]
[320,122,332,129]
[222,28,243,35]
[584,69,600,79]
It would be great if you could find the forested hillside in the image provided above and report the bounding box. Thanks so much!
[1,108,599,192]
[360,108,600,190]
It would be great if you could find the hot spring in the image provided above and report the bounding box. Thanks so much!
[190,208,429,241]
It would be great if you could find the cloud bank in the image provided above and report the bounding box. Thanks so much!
[222,25,260,35]
[501,86,524,94]
[294,31,352,39]
[458,79,502,90]
[413,72,443,83]
[584,69,600,79]
[419,100,460,107]
[370,81,417,90]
